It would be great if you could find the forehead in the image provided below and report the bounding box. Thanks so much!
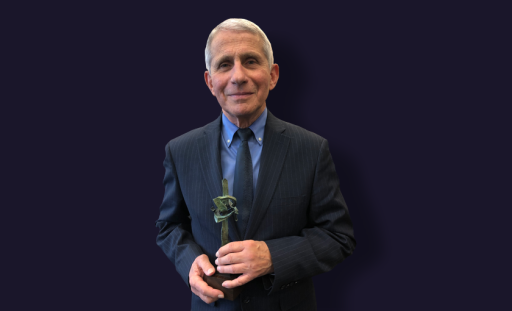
[210,30,265,60]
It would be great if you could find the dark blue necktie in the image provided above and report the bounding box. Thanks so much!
[233,128,253,239]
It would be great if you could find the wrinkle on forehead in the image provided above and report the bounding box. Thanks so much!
[210,31,266,65]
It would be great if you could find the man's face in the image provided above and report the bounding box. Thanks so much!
[205,31,279,122]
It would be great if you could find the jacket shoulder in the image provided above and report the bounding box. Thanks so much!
[166,127,202,148]
[165,116,220,151]
[283,121,325,142]
[269,113,326,148]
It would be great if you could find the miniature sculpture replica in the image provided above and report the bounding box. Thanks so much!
[203,179,243,301]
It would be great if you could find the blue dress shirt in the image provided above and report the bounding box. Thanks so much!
[220,108,267,197]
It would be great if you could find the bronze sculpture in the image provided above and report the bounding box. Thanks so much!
[203,179,243,301]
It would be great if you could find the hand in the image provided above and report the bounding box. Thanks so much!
[189,254,224,304]
[215,240,274,288]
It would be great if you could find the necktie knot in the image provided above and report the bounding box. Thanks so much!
[237,128,253,142]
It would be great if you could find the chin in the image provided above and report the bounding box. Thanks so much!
[226,104,260,116]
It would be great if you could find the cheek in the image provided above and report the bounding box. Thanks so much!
[255,79,270,94]
[253,74,271,90]
[212,82,222,96]
[213,79,228,96]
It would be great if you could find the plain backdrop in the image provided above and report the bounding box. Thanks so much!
[3,2,510,310]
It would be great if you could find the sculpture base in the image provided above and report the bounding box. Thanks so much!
[203,273,243,301]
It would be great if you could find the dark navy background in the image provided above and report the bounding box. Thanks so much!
[4,2,510,310]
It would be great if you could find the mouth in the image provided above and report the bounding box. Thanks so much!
[228,92,254,100]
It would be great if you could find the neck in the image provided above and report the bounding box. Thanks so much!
[223,105,265,129]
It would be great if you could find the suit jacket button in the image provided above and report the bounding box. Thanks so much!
[243,297,250,303]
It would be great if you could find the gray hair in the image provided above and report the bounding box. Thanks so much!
[205,18,274,72]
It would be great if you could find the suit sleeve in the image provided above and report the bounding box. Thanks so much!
[155,143,204,286]
[264,139,356,294]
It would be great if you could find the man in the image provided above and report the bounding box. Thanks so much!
[156,18,355,310]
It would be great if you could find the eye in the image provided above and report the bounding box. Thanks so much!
[219,61,234,70]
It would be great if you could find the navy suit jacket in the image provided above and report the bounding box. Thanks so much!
[156,111,356,310]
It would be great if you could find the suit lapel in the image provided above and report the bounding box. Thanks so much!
[197,115,242,242]
[244,111,290,240]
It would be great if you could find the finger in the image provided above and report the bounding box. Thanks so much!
[216,241,245,257]
[189,274,207,287]
[215,253,242,266]
[222,274,253,288]
[192,287,219,304]
[191,277,225,299]
[217,263,246,275]
[199,293,217,304]
[196,255,216,276]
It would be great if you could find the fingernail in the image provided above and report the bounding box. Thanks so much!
[216,252,219,257]
[218,294,224,299]
[207,268,214,275]
[215,259,218,265]
[222,282,228,287]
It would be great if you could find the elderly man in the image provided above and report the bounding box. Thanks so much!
[156,18,355,310]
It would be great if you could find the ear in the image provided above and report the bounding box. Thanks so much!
[204,71,216,96]
[269,63,280,91]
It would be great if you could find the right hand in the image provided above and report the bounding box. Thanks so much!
[189,254,224,304]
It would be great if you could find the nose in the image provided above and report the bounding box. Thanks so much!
[230,61,248,86]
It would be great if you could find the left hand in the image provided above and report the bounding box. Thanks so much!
[215,240,274,288]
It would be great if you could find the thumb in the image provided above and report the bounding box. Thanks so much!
[197,255,216,276]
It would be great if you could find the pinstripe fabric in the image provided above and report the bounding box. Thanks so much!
[156,111,356,311]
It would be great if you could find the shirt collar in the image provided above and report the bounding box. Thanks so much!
[222,108,267,147]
